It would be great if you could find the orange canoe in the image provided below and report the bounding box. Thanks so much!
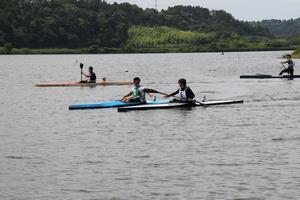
[35,81,132,87]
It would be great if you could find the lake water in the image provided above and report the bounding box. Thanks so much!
[0,52,300,200]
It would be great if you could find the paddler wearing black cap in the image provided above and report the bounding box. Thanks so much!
[164,78,195,102]
[121,77,164,102]
[279,54,295,76]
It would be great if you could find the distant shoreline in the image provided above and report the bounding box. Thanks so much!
[0,47,296,55]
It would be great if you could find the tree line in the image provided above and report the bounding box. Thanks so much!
[253,18,300,37]
[0,0,270,49]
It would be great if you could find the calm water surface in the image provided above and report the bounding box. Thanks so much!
[0,52,300,200]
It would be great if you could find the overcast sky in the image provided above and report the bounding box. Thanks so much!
[106,0,300,21]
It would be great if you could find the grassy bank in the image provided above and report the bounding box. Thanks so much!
[0,26,295,55]
[124,26,291,52]
[0,25,295,55]
[293,49,300,58]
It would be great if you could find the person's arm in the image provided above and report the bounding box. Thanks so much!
[281,61,288,64]
[121,91,133,101]
[144,88,166,95]
[186,87,195,101]
[81,72,90,78]
[165,89,179,98]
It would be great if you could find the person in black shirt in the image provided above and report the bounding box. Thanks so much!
[279,54,295,76]
[164,78,195,102]
[81,66,96,83]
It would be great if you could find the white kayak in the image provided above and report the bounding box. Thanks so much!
[118,99,244,112]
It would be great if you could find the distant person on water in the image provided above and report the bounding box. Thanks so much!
[121,77,163,102]
[164,78,195,102]
[81,66,96,83]
[279,54,295,76]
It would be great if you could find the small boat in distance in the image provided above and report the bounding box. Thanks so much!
[35,81,133,87]
[240,74,300,79]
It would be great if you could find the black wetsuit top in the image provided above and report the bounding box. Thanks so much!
[287,60,294,69]
[90,72,96,83]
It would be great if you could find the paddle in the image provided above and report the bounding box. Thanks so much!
[121,90,167,102]
[80,63,84,81]
[163,93,206,105]
[148,91,168,101]
[281,62,286,70]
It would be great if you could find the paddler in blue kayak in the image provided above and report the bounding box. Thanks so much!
[164,78,195,102]
[279,54,295,76]
[81,66,97,83]
[121,77,164,102]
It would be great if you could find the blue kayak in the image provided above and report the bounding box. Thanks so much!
[69,99,170,110]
